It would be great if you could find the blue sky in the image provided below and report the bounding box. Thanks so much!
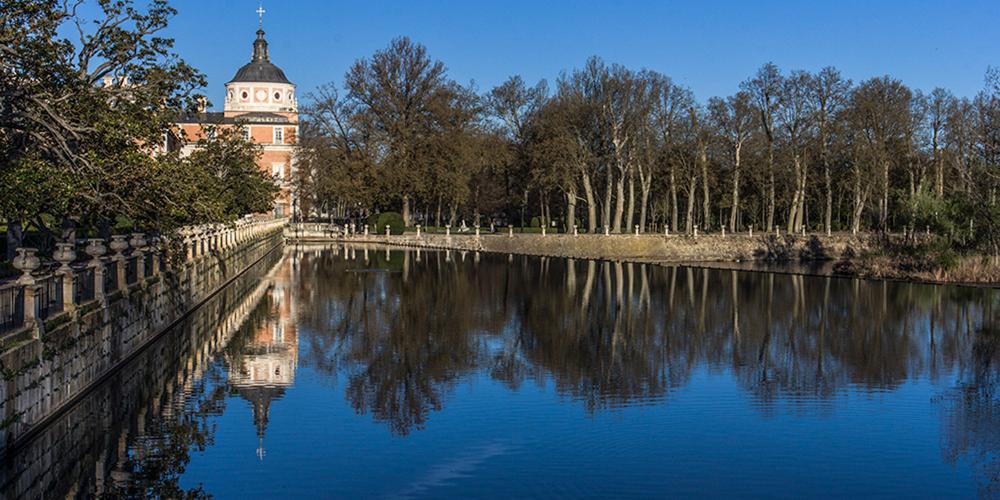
[157,0,998,110]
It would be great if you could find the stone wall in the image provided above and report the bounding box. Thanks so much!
[0,222,285,452]
[289,230,876,264]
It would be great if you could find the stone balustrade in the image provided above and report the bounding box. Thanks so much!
[0,215,288,451]
[0,216,288,341]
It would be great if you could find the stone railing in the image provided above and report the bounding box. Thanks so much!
[0,217,287,341]
[0,216,288,451]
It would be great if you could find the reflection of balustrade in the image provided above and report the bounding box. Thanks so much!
[0,216,289,339]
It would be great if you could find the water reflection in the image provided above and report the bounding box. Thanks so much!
[4,245,999,497]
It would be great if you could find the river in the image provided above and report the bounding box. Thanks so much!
[4,244,998,498]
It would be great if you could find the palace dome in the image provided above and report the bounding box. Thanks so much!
[229,29,290,84]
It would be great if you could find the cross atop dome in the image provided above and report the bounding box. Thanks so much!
[256,4,265,29]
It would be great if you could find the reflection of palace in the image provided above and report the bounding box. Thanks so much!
[228,253,299,459]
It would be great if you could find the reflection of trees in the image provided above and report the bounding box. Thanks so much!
[939,297,1000,497]
[292,245,996,454]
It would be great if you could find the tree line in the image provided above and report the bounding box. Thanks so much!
[296,37,1000,253]
[1,0,277,260]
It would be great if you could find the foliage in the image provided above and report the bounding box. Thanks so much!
[367,212,405,235]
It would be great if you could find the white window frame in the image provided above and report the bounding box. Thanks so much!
[271,162,285,179]
[242,126,251,142]
[273,126,284,144]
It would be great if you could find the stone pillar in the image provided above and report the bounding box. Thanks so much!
[573,225,578,236]
[665,225,670,236]
[693,225,699,239]
[416,224,422,237]
[508,225,513,238]
[109,235,129,290]
[85,239,108,300]
[541,225,546,236]
[721,226,726,238]
[53,242,77,312]
[749,225,754,238]
[634,225,639,235]
[445,224,451,236]
[604,225,609,236]
[130,233,147,279]
[386,225,391,237]
[474,224,480,237]
[12,248,41,333]
[364,224,369,236]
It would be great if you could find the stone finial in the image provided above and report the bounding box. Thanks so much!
[12,248,40,275]
[129,233,147,250]
[85,239,108,261]
[53,242,77,272]
[109,235,129,258]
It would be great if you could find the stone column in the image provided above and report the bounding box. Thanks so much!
[364,224,369,236]
[85,239,108,300]
[693,225,699,239]
[130,233,147,280]
[749,225,753,238]
[541,225,546,236]
[634,225,639,235]
[416,224,422,237]
[385,225,391,237]
[53,242,77,312]
[604,225,610,236]
[508,225,513,238]
[665,225,670,236]
[573,224,578,236]
[109,235,129,290]
[445,224,451,237]
[12,248,41,334]
[474,224,480,237]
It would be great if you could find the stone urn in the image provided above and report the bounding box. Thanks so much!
[129,233,147,250]
[109,235,129,257]
[53,242,77,272]
[85,239,108,261]
[12,248,41,275]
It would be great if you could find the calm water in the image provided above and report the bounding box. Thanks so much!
[5,245,1000,498]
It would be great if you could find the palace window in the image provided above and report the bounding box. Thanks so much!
[273,127,284,144]
[242,127,251,142]
[272,162,285,179]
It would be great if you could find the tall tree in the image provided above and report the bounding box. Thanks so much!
[741,63,783,231]
[345,37,447,226]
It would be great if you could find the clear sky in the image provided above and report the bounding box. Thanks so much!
[159,0,998,110]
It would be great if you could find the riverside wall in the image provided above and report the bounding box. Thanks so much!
[0,220,286,452]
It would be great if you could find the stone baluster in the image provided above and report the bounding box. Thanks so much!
[445,224,451,237]
[665,225,670,236]
[12,248,41,334]
[604,225,610,236]
[109,235,129,290]
[749,224,754,238]
[385,225,391,237]
[416,224,422,237]
[85,239,108,300]
[541,225,546,236]
[634,225,639,235]
[508,225,514,238]
[130,233,147,280]
[474,224,480,237]
[573,224,578,236]
[693,225,699,239]
[364,224,369,236]
[722,226,726,238]
[53,242,77,312]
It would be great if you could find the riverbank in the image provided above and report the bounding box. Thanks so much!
[287,228,999,286]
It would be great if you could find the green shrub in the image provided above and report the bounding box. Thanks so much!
[530,216,545,227]
[367,212,405,235]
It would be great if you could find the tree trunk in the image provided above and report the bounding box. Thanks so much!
[566,187,577,232]
[639,175,652,233]
[625,171,636,232]
[700,144,710,230]
[613,174,625,233]
[685,174,697,234]
[729,144,741,233]
[788,153,802,233]
[603,169,613,232]
[582,171,597,233]
[766,142,775,231]
[670,165,679,231]
[402,194,411,227]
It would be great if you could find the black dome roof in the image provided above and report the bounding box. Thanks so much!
[229,29,291,84]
